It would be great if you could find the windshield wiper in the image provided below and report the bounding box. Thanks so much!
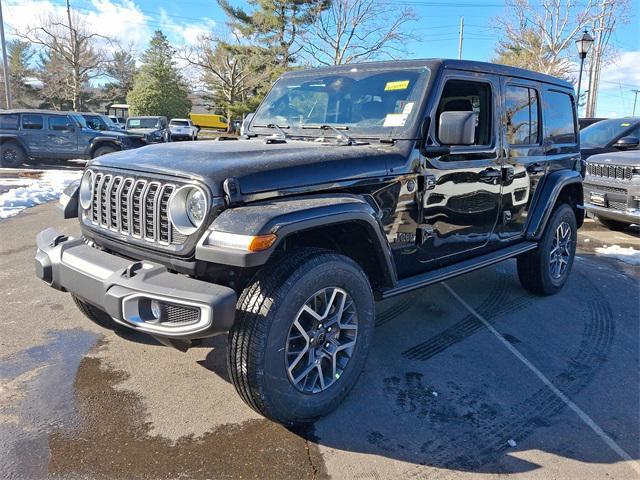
[253,123,290,143]
[301,124,356,145]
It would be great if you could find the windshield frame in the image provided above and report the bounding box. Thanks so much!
[249,65,432,141]
[580,118,639,148]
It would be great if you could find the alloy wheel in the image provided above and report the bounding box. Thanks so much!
[285,287,358,394]
[549,221,572,279]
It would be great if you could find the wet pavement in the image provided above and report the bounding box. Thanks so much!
[1,203,639,479]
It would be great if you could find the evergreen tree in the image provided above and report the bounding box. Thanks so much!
[217,0,328,72]
[0,40,37,108]
[104,49,137,104]
[127,31,191,118]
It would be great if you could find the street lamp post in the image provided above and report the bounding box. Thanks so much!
[575,30,594,115]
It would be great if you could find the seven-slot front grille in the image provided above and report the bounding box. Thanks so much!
[586,163,633,180]
[89,172,178,245]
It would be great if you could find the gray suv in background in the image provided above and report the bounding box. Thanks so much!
[584,150,639,230]
[0,110,142,167]
[125,116,170,143]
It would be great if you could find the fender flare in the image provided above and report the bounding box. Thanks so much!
[87,137,122,157]
[0,135,30,155]
[526,169,583,240]
[196,193,397,285]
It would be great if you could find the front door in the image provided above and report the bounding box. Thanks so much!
[417,74,503,268]
[46,115,78,157]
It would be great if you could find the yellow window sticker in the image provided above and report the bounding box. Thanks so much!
[620,122,630,126]
[385,80,410,91]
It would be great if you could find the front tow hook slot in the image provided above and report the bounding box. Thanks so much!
[121,262,144,279]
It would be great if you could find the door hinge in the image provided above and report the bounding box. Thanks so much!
[502,210,512,224]
[418,174,436,191]
[416,224,434,245]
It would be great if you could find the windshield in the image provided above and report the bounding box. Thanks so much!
[251,67,430,139]
[170,120,189,126]
[127,117,159,129]
[101,115,117,128]
[70,113,87,128]
[580,119,637,148]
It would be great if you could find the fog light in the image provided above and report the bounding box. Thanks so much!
[150,300,162,320]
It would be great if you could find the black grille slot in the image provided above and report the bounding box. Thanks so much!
[109,177,121,229]
[159,186,174,243]
[99,175,112,227]
[144,183,160,240]
[120,179,133,233]
[131,181,145,237]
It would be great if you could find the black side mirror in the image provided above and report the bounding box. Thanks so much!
[614,136,639,150]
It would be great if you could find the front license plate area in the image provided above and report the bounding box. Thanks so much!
[590,192,606,207]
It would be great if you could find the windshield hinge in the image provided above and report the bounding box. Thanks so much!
[223,177,243,206]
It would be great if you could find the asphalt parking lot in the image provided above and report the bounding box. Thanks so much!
[1,202,638,479]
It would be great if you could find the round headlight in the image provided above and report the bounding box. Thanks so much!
[79,170,93,210]
[186,188,206,227]
[168,186,208,235]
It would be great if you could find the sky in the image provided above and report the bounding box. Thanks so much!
[4,0,640,117]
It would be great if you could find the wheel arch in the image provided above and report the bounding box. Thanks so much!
[88,138,121,158]
[196,194,397,290]
[526,169,584,240]
[0,135,29,153]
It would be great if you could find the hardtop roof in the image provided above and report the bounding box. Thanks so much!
[282,58,573,90]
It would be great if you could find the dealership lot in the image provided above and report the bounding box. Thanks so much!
[0,201,638,479]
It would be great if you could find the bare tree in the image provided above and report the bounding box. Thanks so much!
[181,35,269,131]
[302,0,417,66]
[493,0,605,79]
[16,0,108,110]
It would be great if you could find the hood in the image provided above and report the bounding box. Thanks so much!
[91,138,406,196]
[585,150,640,167]
[126,128,160,135]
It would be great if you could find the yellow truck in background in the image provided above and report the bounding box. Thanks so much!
[189,113,228,131]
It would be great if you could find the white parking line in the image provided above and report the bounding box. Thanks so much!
[443,282,640,475]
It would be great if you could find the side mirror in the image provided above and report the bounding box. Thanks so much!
[613,136,639,150]
[438,111,476,146]
[65,123,76,132]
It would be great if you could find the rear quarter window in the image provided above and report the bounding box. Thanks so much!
[0,114,19,130]
[22,114,44,130]
[543,90,577,144]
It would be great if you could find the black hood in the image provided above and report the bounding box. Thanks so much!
[91,138,405,196]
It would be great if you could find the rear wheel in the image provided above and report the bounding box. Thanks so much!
[227,249,375,425]
[517,204,577,295]
[72,295,129,333]
[597,216,631,231]
[0,141,26,167]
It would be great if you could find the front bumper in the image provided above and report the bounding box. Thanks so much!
[35,228,237,340]
[584,203,640,224]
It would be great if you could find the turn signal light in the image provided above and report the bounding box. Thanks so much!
[207,231,277,252]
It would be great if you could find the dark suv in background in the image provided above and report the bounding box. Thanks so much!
[580,117,640,160]
[125,116,170,144]
[0,110,142,167]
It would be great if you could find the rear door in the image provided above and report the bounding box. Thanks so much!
[416,71,503,268]
[21,114,47,155]
[497,78,547,239]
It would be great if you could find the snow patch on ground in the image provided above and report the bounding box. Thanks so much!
[594,245,640,266]
[0,170,81,219]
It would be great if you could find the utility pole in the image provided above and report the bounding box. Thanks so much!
[458,16,464,60]
[0,0,12,109]
[633,89,640,117]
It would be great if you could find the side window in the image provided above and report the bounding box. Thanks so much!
[49,116,72,131]
[0,114,19,130]
[543,90,576,144]
[22,114,44,130]
[505,86,539,145]
[436,79,493,146]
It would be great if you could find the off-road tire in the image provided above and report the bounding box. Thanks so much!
[227,248,375,425]
[72,294,129,333]
[597,216,631,231]
[517,203,577,295]
[92,145,117,158]
[0,141,26,167]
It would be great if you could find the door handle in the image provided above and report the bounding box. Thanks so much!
[527,163,546,174]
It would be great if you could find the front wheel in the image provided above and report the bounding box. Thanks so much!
[227,249,375,425]
[92,145,117,158]
[517,203,577,295]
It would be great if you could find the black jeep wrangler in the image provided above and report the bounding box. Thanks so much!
[0,110,141,167]
[35,59,583,425]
